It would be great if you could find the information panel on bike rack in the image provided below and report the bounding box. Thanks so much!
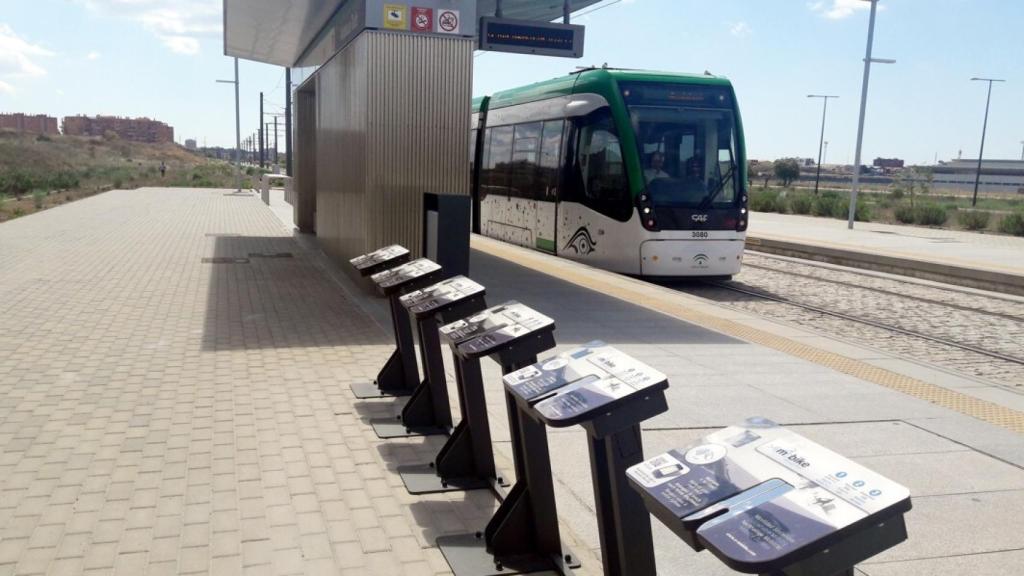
[504,341,668,426]
[627,419,912,575]
[349,244,409,276]
[371,258,442,293]
[400,275,485,317]
[440,301,554,358]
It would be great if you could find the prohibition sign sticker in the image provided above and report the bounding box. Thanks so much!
[436,9,460,34]
[411,7,432,32]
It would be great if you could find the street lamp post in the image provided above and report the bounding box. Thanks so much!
[1020,140,1024,161]
[848,0,895,229]
[808,94,838,195]
[215,57,242,194]
[969,77,1004,207]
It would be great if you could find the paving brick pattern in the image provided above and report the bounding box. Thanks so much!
[0,188,594,576]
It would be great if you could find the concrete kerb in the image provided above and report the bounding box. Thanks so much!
[746,235,1024,297]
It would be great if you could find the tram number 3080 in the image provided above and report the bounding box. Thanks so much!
[691,231,710,239]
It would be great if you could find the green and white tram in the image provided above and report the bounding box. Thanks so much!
[471,68,749,277]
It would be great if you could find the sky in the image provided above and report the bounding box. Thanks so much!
[2,0,1022,164]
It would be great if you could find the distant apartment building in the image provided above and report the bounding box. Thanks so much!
[61,115,174,143]
[185,139,197,150]
[0,113,60,135]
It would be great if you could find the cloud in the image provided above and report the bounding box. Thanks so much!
[161,35,200,55]
[809,0,875,20]
[0,24,54,93]
[73,0,220,56]
[730,21,751,37]
[87,51,101,60]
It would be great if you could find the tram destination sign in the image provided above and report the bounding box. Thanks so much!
[478,17,584,58]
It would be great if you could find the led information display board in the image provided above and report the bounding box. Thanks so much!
[478,17,584,58]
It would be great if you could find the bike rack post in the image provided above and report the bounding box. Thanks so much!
[351,258,442,399]
[372,276,487,438]
[398,302,556,498]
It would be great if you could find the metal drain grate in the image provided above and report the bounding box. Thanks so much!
[248,252,294,259]
[202,257,250,264]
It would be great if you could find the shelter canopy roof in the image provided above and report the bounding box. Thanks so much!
[224,0,602,67]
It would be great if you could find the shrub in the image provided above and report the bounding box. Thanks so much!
[32,189,44,209]
[0,193,6,211]
[834,199,872,222]
[957,210,991,231]
[812,195,839,217]
[894,205,915,223]
[13,207,24,216]
[192,172,203,181]
[998,212,1024,236]
[889,188,904,201]
[113,178,123,189]
[913,204,947,226]
[789,193,813,215]
[750,190,783,212]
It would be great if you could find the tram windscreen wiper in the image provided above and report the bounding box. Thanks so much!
[699,166,734,209]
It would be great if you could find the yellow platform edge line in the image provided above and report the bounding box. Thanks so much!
[473,238,1024,435]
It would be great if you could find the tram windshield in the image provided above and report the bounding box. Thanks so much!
[621,83,740,210]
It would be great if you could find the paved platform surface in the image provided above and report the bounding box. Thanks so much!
[1,187,1022,575]
[747,212,1024,294]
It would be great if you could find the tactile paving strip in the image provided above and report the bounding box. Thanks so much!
[475,238,1024,435]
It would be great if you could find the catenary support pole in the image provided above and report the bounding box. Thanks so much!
[285,68,293,177]
[258,92,265,168]
[808,95,838,195]
[970,77,1004,207]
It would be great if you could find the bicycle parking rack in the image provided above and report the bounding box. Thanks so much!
[627,418,912,576]
[437,341,670,576]
[351,257,443,399]
[399,301,555,496]
[348,244,410,277]
[371,276,487,439]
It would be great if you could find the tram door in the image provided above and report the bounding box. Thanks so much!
[534,119,565,253]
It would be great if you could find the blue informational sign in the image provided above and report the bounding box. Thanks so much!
[478,17,585,58]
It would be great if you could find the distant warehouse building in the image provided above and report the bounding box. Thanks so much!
[873,157,904,169]
[932,159,1024,194]
[0,113,60,135]
[62,115,174,144]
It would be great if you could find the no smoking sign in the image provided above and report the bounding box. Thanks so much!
[411,7,433,33]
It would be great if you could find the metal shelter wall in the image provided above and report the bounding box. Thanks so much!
[312,30,473,266]
[294,86,317,232]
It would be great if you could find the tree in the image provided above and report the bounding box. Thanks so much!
[774,158,801,187]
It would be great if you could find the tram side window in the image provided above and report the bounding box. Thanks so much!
[510,122,542,199]
[570,109,631,222]
[538,120,564,202]
[483,125,514,196]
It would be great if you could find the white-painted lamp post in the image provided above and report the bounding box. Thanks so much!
[216,58,242,194]
[848,0,894,229]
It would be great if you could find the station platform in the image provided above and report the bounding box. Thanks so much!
[0,187,1021,576]
[746,212,1024,296]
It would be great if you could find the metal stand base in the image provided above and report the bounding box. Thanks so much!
[370,418,447,439]
[437,533,579,576]
[350,381,412,399]
[397,463,503,495]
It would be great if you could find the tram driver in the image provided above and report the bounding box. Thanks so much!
[681,155,707,200]
[644,151,670,183]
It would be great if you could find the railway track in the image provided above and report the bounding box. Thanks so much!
[669,253,1024,389]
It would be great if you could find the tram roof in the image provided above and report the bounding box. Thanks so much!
[482,68,734,111]
[224,0,604,67]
